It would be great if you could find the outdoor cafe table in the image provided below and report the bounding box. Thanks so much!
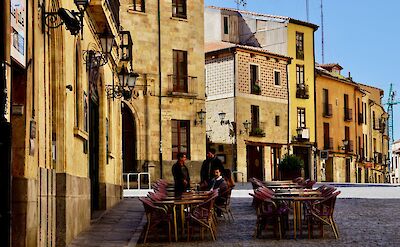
[272,195,324,239]
[266,184,305,190]
[153,195,207,241]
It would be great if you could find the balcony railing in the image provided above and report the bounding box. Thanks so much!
[296,127,310,142]
[106,0,120,28]
[323,103,332,117]
[345,140,354,153]
[250,122,266,137]
[374,152,383,164]
[296,83,309,99]
[167,75,198,96]
[324,137,333,150]
[344,108,352,121]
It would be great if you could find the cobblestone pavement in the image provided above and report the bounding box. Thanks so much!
[137,198,400,247]
[67,198,144,247]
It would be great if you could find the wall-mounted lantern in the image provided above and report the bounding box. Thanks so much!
[218,111,230,125]
[194,109,206,126]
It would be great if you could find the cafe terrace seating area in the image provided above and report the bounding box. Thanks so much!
[138,177,340,243]
[138,179,235,243]
[249,177,341,240]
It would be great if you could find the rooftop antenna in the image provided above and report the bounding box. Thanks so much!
[306,0,309,21]
[235,0,247,10]
[385,83,400,180]
[320,0,325,64]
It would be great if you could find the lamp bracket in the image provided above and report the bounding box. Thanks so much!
[83,50,108,70]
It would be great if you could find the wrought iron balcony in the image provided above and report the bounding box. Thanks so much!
[296,83,309,99]
[88,0,120,31]
[344,108,352,121]
[345,140,353,153]
[323,103,332,117]
[167,75,198,97]
[296,127,310,142]
[374,152,383,164]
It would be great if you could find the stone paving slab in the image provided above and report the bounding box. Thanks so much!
[137,198,400,247]
[67,198,145,247]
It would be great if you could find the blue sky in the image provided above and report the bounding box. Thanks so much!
[205,0,400,141]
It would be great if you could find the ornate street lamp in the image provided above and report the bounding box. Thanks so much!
[218,111,230,125]
[243,120,251,133]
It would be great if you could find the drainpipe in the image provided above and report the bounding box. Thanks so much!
[232,48,237,178]
[157,0,163,178]
[312,29,318,181]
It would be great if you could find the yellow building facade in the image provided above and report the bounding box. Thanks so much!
[3,0,137,246]
[315,64,363,182]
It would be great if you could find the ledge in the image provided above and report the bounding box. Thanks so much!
[74,127,89,141]
[127,9,147,15]
[170,16,188,22]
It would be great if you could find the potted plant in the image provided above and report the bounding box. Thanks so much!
[278,154,304,180]
[250,127,265,137]
[252,84,261,95]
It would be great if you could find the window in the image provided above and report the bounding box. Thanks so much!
[322,88,331,117]
[172,120,190,159]
[296,32,304,60]
[296,65,304,85]
[274,70,281,86]
[173,50,188,92]
[250,64,260,94]
[223,16,229,34]
[251,105,260,130]
[323,122,330,149]
[297,107,306,128]
[132,0,145,12]
[172,0,187,19]
[275,115,280,126]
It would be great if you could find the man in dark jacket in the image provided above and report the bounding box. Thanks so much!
[207,167,228,216]
[172,152,190,196]
[200,148,224,189]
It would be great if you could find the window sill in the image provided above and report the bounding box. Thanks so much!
[74,127,89,141]
[170,16,188,22]
[128,8,147,15]
[168,91,197,98]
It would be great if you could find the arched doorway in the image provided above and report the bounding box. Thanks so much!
[122,102,137,174]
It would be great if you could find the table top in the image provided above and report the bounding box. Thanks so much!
[272,196,325,201]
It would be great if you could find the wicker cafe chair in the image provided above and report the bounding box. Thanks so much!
[305,191,341,239]
[249,190,288,239]
[214,186,234,222]
[139,197,172,243]
[186,192,219,241]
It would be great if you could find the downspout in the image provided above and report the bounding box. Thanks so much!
[232,48,237,176]
[157,0,163,178]
[312,29,317,181]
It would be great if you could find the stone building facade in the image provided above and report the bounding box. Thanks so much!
[391,139,400,183]
[205,42,291,181]
[119,0,206,182]
[204,6,319,180]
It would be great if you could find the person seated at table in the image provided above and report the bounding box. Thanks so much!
[200,148,225,190]
[207,168,228,216]
[223,169,235,189]
[172,152,190,197]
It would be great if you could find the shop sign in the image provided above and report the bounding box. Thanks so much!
[11,0,26,67]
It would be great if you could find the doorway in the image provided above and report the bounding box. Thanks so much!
[247,145,263,180]
[271,146,281,180]
[325,157,333,182]
[345,158,351,182]
[89,96,100,214]
[122,103,137,173]
[293,146,310,178]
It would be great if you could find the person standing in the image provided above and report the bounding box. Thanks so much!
[200,148,224,188]
[172,152,190,196]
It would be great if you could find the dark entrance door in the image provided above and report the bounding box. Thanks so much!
[293,146,310,178]
[247,145,263,180]
[89,97,100,214]
[122,103,137,173]
[345,159,351,182]
[325,157,333,182]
